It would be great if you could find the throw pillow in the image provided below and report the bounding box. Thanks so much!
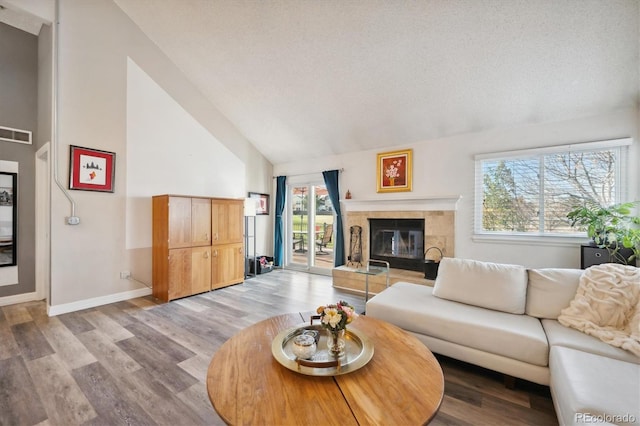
[433,257,528,314]
[558,263,640,357]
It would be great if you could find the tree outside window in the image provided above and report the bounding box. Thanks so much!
[478,146,624,235]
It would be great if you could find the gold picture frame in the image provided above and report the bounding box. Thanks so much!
[376,149,412,192]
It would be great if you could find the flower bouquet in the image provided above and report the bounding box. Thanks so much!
[316,301,358,357]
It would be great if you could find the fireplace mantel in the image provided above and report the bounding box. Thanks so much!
[341,195,461,212]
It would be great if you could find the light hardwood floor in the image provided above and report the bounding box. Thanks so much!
[0,270,557,425]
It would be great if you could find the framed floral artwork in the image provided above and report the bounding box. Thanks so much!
[69,145,116,192]
[376,149,412,192]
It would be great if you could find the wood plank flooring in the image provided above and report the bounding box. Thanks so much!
[0,270,557,425]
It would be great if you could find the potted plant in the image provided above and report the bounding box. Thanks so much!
[567,201,640,265]
[621,226,640,265]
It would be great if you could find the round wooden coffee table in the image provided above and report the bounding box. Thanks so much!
[207,313,444,425]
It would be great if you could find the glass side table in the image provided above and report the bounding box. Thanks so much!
[355,259,390,313]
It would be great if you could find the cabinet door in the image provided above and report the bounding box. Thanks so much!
[168,197,192,249]
[191,198,212,246]
[191,246,212,294]
[225,201,244,242]
[168,248,192,300]
[212,199,243,244]
[212,243,245,289]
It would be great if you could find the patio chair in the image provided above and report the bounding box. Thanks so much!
[316,224,333,255]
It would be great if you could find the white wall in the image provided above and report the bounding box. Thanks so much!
[274,108,639,269]
[125,58,245,247]
[50,0,272,308]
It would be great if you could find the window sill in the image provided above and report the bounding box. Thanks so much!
[472,233,590,248]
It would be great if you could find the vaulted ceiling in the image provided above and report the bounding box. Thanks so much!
[4,1,640,165]
[113,0,639,165]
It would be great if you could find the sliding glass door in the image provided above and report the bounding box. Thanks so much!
[287,183,335,273]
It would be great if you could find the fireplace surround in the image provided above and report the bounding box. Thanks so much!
[333,196,460,294]
[342,196,459,270]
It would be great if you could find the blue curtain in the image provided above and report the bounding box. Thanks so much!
[273,176,287,266]
[322,170,345,267]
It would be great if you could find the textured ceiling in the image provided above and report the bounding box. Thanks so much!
[90,2,640,163]
[3,1,638,164]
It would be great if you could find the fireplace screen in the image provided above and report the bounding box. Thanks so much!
[369,219,424,272]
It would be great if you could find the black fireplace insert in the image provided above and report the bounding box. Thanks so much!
[368,218,425,272]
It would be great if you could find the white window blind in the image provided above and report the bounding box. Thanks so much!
[474,138,631,236]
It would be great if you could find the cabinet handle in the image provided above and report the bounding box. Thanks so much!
[239,247,243,254]
[214,233,219,241]
[595,252,602,258]
[205,233,209,240]
[204,251,210,259]
[213,250,218,257]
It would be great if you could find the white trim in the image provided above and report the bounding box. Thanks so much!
[472,234,589,248]
[474,137,632,160]
[0,160,19,173]
[342,196,461,212]
[47,287,152,316]
[0,291,41,307]
[0,160,18,286]
[35,143,51,303]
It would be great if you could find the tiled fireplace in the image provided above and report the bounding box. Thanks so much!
[333,196,460,293]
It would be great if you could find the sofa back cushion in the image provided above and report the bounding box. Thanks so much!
[526,268,583,319]
[433,257,528,314]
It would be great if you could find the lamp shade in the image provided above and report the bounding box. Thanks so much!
[244,197,257,217]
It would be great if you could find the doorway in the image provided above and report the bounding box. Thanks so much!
[35,143,50,305]
[287,183,335,274]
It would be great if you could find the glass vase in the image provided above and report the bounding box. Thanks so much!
[327,329,346,358]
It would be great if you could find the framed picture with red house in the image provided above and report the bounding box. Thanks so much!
[69,145,116,192]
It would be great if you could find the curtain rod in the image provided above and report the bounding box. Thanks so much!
[272,168,344,179]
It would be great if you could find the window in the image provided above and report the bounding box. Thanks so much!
[475,138,631,236]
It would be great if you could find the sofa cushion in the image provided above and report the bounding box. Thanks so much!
[549,346,640,426]
[367,282,549,366]
[542,319,640,365]
[526,268,583,319]
[433,257,528,314]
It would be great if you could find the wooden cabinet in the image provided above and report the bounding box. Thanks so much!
[165,196,212,249]
[153,195,243,302]
[191,198,213,246]
[211,198,244,244]
[166,246,211,300]
[212,243,245,290]
[211,198,245,289]
[166,248,191,300]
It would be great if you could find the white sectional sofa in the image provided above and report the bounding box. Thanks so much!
[366,257,640,426]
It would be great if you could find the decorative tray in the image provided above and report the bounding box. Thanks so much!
[271,322,374,376]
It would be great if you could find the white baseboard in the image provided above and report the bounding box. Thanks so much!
[47,287,153,316]
[0,291,42,307]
